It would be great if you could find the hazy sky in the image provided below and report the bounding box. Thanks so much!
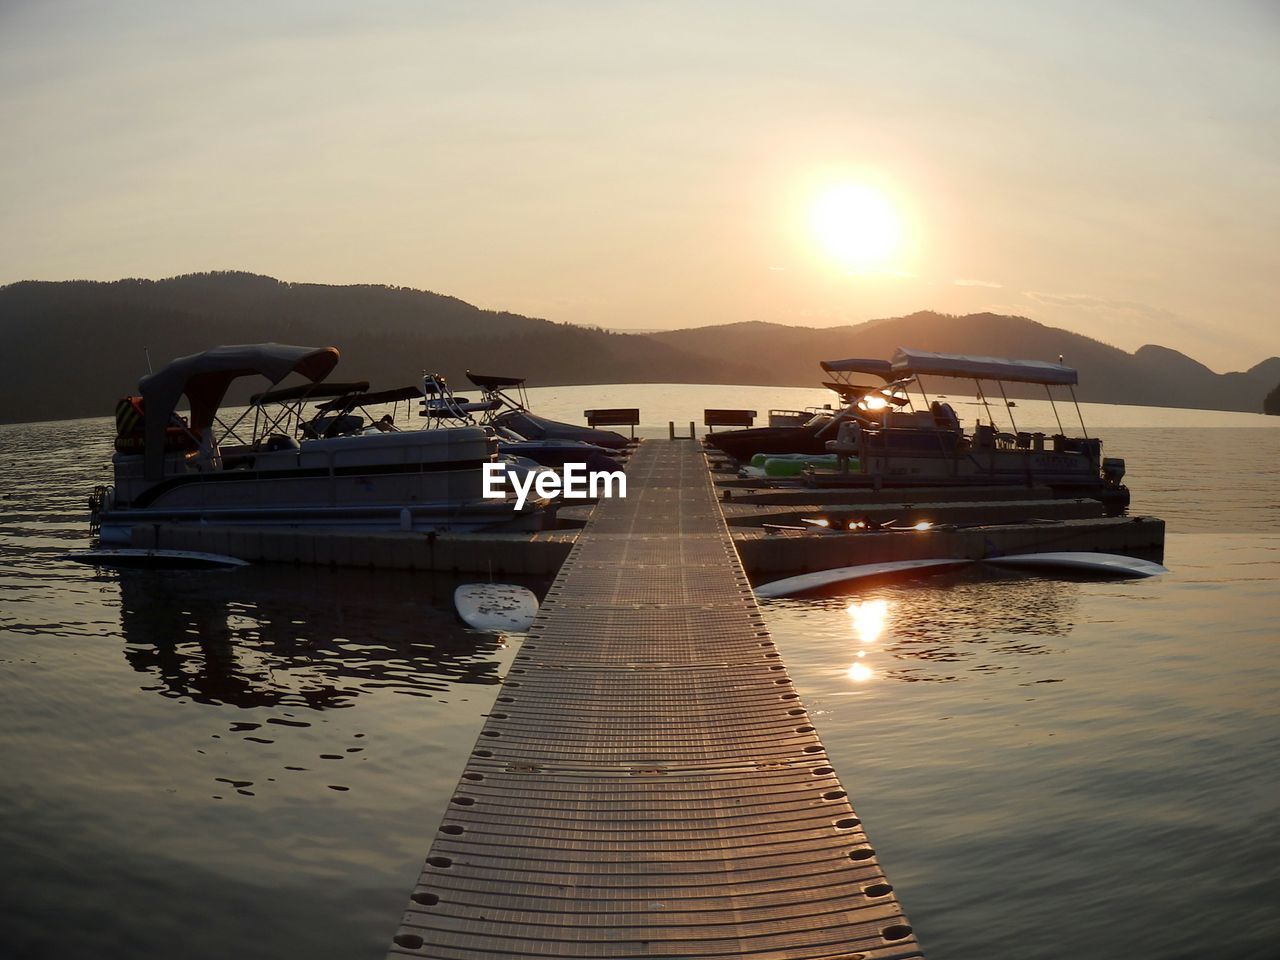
[2,1,1276,370]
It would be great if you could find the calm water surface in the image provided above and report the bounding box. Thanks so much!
[2,386,1277,959]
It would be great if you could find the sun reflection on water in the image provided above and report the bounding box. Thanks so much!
[847,598,888,643]
[846,598,890,682]
[847,661,874,682]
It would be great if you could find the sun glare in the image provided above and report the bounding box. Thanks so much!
[846,598,888,644]
[847,662,874,683]
[811,182,902,272]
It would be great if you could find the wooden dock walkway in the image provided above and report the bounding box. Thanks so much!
[388,440,922,959]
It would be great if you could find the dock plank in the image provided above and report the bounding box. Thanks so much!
[388,440,922,959]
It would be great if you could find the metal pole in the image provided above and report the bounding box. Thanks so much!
[1069,385,1088,438]
[1045,384,1064,434]
[916,376,932,409]
[975,379,994,426]
[997,380,1018,433]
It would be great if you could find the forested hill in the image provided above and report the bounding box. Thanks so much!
[1,271,1275,423]
[0,272,761,423]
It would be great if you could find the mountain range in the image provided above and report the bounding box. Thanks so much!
[0,271,1275,424]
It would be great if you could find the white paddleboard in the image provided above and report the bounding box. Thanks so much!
[983,552,1168,578]
[65,549,249,569]
[755,558,969,599]
[454,583,539,633]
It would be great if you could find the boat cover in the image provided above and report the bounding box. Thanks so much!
[891,348,1078,385]
[140,343,339,478]
[819,358,894,379]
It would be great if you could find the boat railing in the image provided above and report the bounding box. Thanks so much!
[419,373,502,428]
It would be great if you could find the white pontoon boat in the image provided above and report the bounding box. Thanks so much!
[819,348,1128,511]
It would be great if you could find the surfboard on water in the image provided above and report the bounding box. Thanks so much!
[65,549,249,569]
[754,558,970,599]
[982,552,1168,578]
[454,583,539,633]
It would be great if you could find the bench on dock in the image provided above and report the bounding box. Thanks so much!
[584,407,640,439]
[704,408,756,431]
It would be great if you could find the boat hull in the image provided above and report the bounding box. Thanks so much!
[705,422,832,461]
[100,426,551,542]
[97,498,548,545]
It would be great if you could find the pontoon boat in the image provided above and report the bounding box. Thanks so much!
[91,344,552,544]
[825,350,1125,503]
[707,350,1129,512]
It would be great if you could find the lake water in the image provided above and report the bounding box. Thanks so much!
[1,385,1277,959]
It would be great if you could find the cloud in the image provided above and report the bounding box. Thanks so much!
[953,278,1003,288]
[1021,290,1189,327]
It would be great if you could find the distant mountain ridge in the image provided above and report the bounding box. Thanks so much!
[650,314,1280,412]
[0,271,1274,423]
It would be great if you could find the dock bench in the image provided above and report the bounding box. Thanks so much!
[583,407,639,439]
[704,408,756,431]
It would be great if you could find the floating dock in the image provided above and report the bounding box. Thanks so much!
[735,515,1164,579]
[387,440,922,959]
[132,451,1163,578]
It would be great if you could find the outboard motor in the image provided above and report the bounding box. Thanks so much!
[1102,457,1126,486]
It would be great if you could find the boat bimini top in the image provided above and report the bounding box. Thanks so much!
[890,349,1078,386]
[465,372,526,390]
[466,371,531,416]
[819,358,900,405]
[889,347,1086,437]
[819,358,894,380]
[139,343,339,478]
[315,385,425,413]
[250,382,370,406]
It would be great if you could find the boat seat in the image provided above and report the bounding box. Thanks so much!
[261,434,300,453]
[930,401,960,432]
[824,420,862,454]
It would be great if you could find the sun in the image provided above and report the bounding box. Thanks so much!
[810,182,903,272]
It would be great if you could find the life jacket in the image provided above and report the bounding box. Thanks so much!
[113,395,198,454]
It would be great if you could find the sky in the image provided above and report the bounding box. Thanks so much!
[1,0,1276,371]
